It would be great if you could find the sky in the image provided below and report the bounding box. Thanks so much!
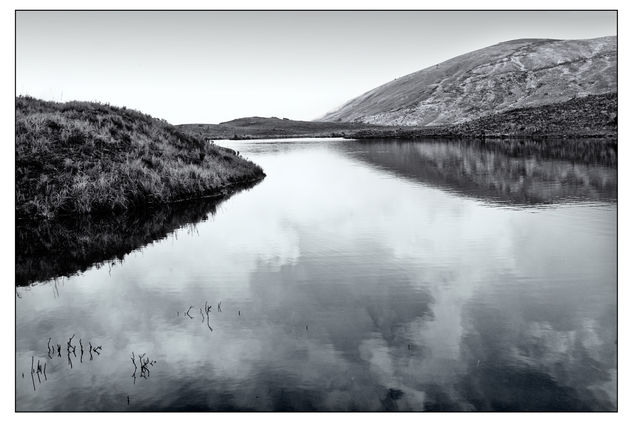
[16,11,616,124]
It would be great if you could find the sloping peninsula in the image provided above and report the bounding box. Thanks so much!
[16,96,265,220]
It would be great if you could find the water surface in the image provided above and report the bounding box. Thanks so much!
[16,138,617,411]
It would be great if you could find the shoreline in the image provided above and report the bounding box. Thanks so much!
[183,93,617,143]
[15,173,265,223]
[216,131,617,142]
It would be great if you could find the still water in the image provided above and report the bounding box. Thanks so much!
[16,138,617,411]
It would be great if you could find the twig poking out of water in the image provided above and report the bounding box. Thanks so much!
[30,356,36,391]
[131,352,138,383]
[200,307,205,322]
[135,353,156,380]
[43,362,47,380]
[80,339,84,363]
[203,301,213,332]
[238,310,240,316]
[57,344,61,357]
[93,345,102,356]
[36,359,42,383]
[47,338,53,359]
[67,334,76,356]
[217,301,222,312]
[139,353,150,378]
[89,342,94,361]
[66,335,76,368]
[185,306,194,319]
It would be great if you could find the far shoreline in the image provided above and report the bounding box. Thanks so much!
[183,93,616,143]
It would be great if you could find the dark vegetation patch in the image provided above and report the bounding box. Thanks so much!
[345,93,617,141]
[450,92,617,139]
[16,96,265,219]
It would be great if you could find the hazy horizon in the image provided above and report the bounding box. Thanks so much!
[16,11,616,124]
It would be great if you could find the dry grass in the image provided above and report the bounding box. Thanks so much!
[16,96,264,219]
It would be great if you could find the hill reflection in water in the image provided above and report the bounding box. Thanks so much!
[340,138,616,206]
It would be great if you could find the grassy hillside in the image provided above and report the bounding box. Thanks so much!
[179,117,383,140]
[16,97,265,219]
[345,93,617,142]
[450,92,617,138]
[321,36,616,126]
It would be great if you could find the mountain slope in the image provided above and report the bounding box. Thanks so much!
[320,36,616,126]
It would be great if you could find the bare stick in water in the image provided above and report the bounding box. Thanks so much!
[30,356,36,391]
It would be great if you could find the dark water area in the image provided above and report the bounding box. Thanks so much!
[16,138,617,411]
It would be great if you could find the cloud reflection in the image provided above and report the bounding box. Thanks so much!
[16,139,616,410]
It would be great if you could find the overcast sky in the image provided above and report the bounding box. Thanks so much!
[16,11,616,124]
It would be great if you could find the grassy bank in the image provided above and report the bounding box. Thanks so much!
[16,96,265,219]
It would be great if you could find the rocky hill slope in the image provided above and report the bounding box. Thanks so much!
[320,36,616,126]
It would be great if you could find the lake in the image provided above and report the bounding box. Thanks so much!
[15,138,617,411]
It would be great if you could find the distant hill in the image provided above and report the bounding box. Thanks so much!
[16,96,264,219]
[320,36,616,126]
[178,117,383,140]
[180,93,616,142]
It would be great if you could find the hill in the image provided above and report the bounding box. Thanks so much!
[320,36,616,126]
[179,93,616,142]
[16,96,265,219]
[178,117,383,140]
